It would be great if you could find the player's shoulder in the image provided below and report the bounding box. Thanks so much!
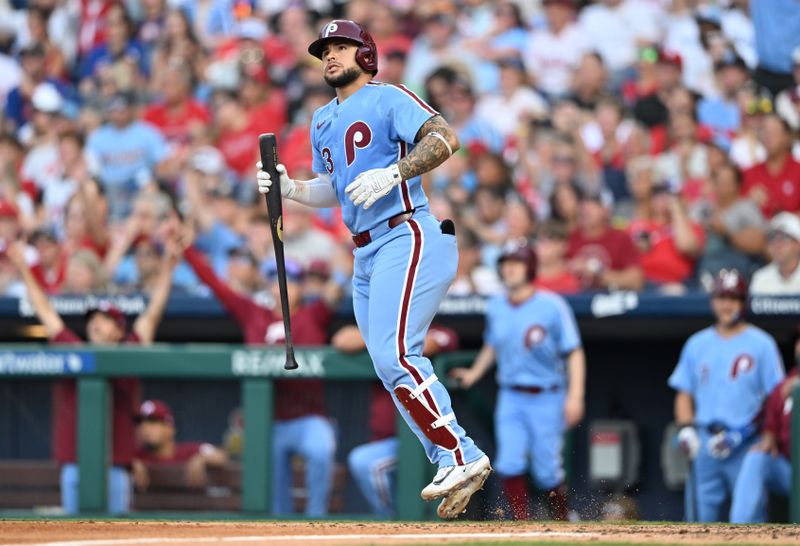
[686,326,717,347]
[486,294,508,314]
[535,289,569,308]
[368,81,437,111]
[742,324,777,346]
[311,97,338,122]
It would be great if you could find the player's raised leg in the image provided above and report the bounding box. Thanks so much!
[360,214,489,502]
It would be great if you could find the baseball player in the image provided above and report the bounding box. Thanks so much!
[450,240,586,520]
[257,20,490,519]
[730,331,798,523]
[668,269,785,522]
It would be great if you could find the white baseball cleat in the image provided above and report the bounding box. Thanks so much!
[437,467,492,519]
[421,454,492,501]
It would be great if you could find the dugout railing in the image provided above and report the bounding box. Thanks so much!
[0,345,429,519]
[1,344,799,522]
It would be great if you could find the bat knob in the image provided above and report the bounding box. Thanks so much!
[284,357,299,371]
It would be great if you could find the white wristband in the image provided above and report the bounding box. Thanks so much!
[428,131,453,156]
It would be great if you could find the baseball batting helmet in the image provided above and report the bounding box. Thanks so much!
[711,268,747,300]
[497,239,538,280]
[308,20,378,75]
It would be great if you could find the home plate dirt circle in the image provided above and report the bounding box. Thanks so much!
[2,521,800,546]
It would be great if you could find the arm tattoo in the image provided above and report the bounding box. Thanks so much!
[397,115,459,180]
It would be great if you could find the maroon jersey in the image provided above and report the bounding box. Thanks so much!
[135,442,207,464]
[51,328,141,466]
[763,368,798,459]
[184,247,329,420]
[367,326,459,440]
[566,227,641,289]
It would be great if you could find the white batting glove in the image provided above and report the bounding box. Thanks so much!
[677,426,700,460]
[707,430,742,460]
[256,161,296,199]
[345,164,402,210]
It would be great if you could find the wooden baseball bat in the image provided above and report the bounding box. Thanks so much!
[258,133,299,371]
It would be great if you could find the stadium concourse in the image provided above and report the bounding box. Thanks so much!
[2,521,800,546]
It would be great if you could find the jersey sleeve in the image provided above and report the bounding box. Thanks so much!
[384,85,439,144]
[554,296,581,354]
[759,336,786,395]
[310,116,325,174]
[483,299,500,348]
[668,338,696,393]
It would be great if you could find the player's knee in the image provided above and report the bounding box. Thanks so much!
[348,445,371,475]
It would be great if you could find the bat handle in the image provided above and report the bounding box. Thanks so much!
[284,345,299,370]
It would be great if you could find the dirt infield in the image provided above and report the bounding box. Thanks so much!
[2,520,800,546]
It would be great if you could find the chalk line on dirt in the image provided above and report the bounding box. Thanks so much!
[7,530,601,546]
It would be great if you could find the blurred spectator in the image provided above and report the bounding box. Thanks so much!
[85,91,169,222]
[4,234,178,515]
[19,83,62,197]
[462,186,507,268]
[442,76,504,155]
[750,212,800,295]
[212,89,262,186]
[570,52,609,113]
[62,182,110,260]
[405,13,464,93]
[567,188,644,292]
[549,180,581,232]
[697,53,749,150]
[697,163,766,286]
[582,96,636,201]
[579,0,662,86]
[142,62,211,151]
[282,200,338,268]
[534,220,580,295]
[654,112,710,203]
[741,114,800,218]
[448,228,502,297]
[150,8,203,96]
[775,47,800,131]
[476,57,547,141]
[79,4,147,88]
[729,84,771,170]
[24,6,67,80]
[750,0,800,96]
[182,231,346,516]
[132,399,228,491]
[527,0,587,99]
[4,42,64,134]
[28,225,66,294]
[627,182,705,292]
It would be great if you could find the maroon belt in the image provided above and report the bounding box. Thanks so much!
[511,385,559,395]
[352,211,414,248]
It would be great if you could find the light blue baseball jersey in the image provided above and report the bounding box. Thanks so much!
[668,325,785,429]
[485,290,582,389]
[311,81,435,234]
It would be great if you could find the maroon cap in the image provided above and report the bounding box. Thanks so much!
[308,19,378,75]
[137,399,174,425]
[0,200,18,219]
[85,301,127,332]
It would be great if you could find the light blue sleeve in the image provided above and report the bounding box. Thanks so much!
[385,85,438,145]
[554,295,581,354]
[483,299,499,348]
[310,118,325,174]
[146,125,169,163]
[759,335,786,395]
[668,338,696,393]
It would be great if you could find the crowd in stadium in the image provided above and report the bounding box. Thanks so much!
[0,0,799,307]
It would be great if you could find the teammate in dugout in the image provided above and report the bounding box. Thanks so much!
[257,20,491,518]
[669,269,785,522]
[182,234,344,516]
[450,240,586,520]
[730,330,798,523]
[5,236,179,515]
[132,399,228,491]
